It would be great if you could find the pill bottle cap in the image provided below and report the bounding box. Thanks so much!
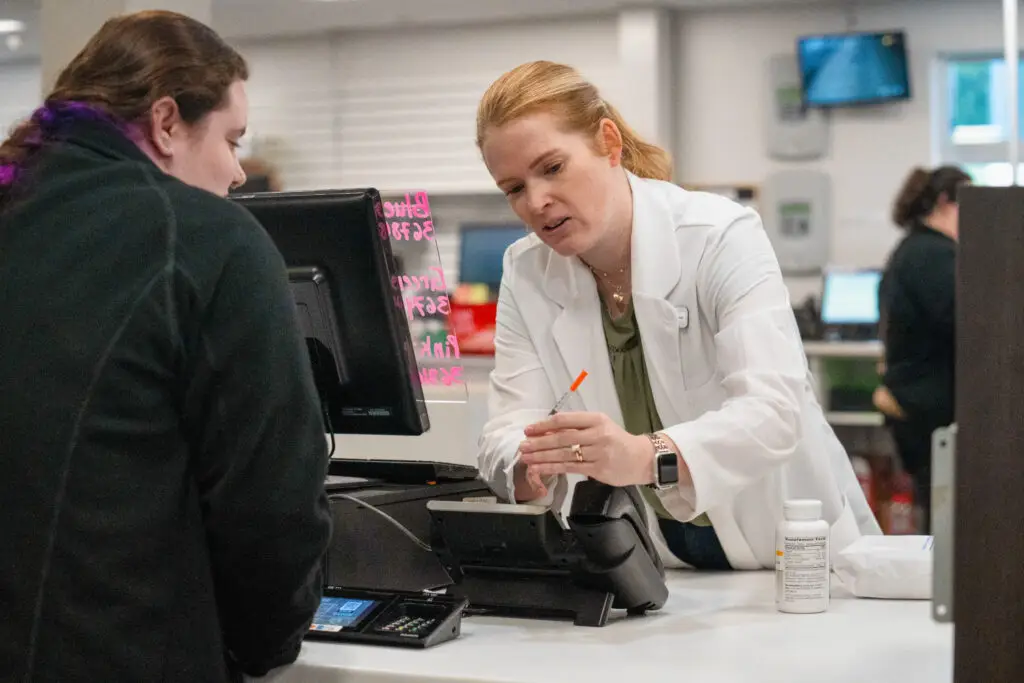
[784,499,823,521]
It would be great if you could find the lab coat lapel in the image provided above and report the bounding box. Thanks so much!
[628,174,687,425]
[545,256,624,426]
[633,294,685,423]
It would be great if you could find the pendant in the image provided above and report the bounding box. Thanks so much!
[612,291,625,304]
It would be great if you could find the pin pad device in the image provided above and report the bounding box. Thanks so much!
[306,587,468,648]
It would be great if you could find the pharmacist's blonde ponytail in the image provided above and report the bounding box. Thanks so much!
[476,61,672,182]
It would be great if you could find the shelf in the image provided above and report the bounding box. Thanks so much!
[803,340,883,358]
[826,411,885,427]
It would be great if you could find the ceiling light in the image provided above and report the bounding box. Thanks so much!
[0,19,25,35]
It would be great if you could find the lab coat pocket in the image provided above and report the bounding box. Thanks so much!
[675,302,716,391]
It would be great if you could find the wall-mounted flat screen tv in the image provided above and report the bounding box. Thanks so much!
[796,30,911,108]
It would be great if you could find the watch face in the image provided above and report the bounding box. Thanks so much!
[657,452,679,487]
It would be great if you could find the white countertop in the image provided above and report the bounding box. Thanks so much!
[259,571,952,683]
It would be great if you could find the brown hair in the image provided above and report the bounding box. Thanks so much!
[476,61,673,182]
[891,165,971,228]
[0,10,247,206]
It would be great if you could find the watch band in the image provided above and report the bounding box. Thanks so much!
[645,433,678,490]
[646,432,673,455]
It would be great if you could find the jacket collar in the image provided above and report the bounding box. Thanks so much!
[541,172,682,308]
[62,120,156,168]
[911,220,956,246]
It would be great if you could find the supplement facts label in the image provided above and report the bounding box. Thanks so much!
[782,536,828,601]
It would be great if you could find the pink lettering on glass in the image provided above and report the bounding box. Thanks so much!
[382,192,431,220]
[419,365,464,387]
[382,189,465,389]
[387,220,434,242]
[391,267,447,294]
[418,334,461,360]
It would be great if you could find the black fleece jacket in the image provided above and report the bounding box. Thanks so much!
[0,121,332,682]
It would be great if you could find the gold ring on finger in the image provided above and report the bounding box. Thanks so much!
[571,443,584,463]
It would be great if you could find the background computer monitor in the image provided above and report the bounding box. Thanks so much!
[458,224,526,291]
[233,189,429,436]
[820,268,882,328]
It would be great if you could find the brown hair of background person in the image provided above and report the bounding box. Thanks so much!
[476,60,673,182]
[891,165,972,230]
[0,11,331,683]
[876,164,970,534]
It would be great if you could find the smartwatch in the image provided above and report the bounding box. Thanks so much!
[646,432,678,490]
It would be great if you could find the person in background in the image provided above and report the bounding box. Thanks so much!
[475,61,880,572]
[874,165,970,533]
[233,156,284,193]
[0,11,331,682]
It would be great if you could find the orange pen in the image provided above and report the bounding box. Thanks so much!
[548,370,588,415]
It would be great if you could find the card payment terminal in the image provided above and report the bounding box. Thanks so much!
[306,587,468,649]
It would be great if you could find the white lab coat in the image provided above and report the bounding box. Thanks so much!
[477,172,882,570]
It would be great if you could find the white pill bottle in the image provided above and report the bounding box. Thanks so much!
[775,499,830,614]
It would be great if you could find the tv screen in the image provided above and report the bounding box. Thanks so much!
[796,30,910,108]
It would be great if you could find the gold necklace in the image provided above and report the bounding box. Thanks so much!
[588,264,629,305]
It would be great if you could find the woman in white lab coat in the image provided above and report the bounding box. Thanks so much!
[474,61,880,570]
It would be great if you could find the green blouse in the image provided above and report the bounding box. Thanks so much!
[601,300,711,527]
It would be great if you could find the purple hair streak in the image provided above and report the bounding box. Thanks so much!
[0,100,131,188]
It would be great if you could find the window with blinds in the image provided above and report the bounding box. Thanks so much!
[237,15,620,195]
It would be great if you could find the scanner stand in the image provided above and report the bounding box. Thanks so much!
[427,480,668,627]
[568,481,667,615]
[448,572,614,627]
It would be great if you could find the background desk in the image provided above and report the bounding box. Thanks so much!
[258,571,952,683]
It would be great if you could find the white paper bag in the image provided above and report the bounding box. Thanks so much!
[833,535,933,600]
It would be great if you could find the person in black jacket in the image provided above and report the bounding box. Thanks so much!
[0,11,332,683]
[876,164,970,533]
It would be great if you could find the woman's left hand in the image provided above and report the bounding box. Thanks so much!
[518,412,655,487]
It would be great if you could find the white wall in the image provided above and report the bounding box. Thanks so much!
[676,0,1006,300]
[0,60,39,139]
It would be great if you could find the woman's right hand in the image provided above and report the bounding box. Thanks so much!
[513,460,550,501]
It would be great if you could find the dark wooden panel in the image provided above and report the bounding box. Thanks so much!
[955,186,1024,682]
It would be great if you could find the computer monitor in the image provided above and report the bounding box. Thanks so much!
[458,224,526,291]
[820,268,882,339]
[232,189,429,436]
